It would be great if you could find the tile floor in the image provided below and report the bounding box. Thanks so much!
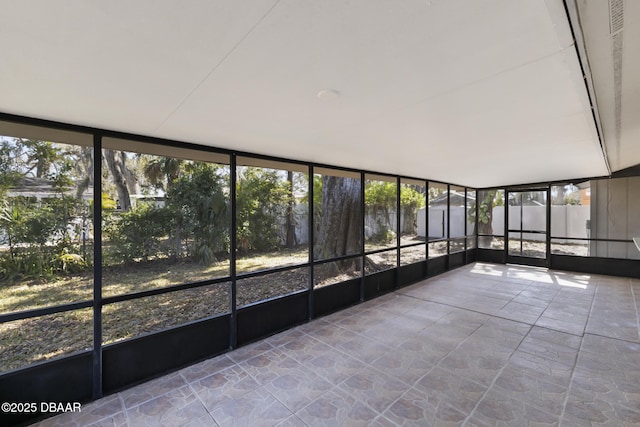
[33,262,640,426]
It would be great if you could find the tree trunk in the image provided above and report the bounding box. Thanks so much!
[285,171,296,249]
[477,191,495,246]
[123,163,139,197]
[402,206,417,235]
[75,147,94,198]
[478,199,494,235]
[104,150,132,211]
[314,176,362,275]
[173,223,183,258]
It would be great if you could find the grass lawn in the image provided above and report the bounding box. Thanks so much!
[0,248,310,372]
[0,244,426,372]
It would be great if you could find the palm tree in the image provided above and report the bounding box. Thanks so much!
[142,156,183,191]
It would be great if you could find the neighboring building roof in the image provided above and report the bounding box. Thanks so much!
[430,190,474,207]
[6,177,92,200]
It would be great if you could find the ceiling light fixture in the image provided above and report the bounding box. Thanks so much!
[317,89,340,100]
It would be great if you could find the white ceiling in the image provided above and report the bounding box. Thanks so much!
[0,0,633,187]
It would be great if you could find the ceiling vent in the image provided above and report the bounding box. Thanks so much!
[610,0,624,159]
[609,0,624,34]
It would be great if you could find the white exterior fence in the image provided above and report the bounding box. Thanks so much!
[414,206,591,242]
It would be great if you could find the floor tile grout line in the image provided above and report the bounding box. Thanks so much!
[455,268,600,424]
[65,394,128,427]
[327,380,387,421]
[300,337,400,420]
[187,354,302,425]
[584,279,601,337]
[300,299,465,420]
[375,367,436,422]
[460,313,535,426]
[116,394,129,426]
[116,372,190,414]
[557,324,590,427]
[582,331,640,345]
[263,385,299,422]
[533,278,594,338]
[184,376,219,426]
[401,284,550,341]
[523,280,565,330]
[394,293,512,320]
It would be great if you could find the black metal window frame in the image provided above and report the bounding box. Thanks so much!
[504,187,550,265]
[0,112,477,380]
[476,180,640,265]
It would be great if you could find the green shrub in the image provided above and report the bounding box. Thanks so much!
[166,163,230,263]
[103,203,174,263]
[236,167,289,253]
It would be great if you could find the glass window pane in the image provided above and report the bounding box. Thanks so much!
[466,189,477,236]
[450,237,465,253]
[101,142,230,297]
[400,245,426,266]
[508,232,522,256]
[449,185,465,239]
[428,241,447,258]
[365,175,397,252]
[479,236,504,250]
[590,241,640,260]
[522,192,546,232]
[365,249,397,274]
[400,179,426,247]
[313,259,362,288]
[552,178,640,260]
[428,183,448,241]
[509,190,546,232]
[102,282,230,344]
[508,194,522,230]
[0,133,94,313]
[313,170,362,261]
[508,233,545,258]
[477,189,504,237]
[551,239,588,256]
[526,240,547,258]
[587,177,640,259]
[236,158,309,274]
[551,183,591,239]
[237,267,309,307]
[466,236,477,250]
[0,308,92,372]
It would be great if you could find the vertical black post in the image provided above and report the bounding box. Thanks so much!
[360,172,365,302]
[464,188,468,263]
[446,184,451,270]
[230,154,237,349]
[395,177,401,288]
[308,165,314,320]
[92,133,103,399]
[475,189,479,251]
[426,181,430,263]
[520,194,524,255]
[546,186,552,268]
[504,190,509,263]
